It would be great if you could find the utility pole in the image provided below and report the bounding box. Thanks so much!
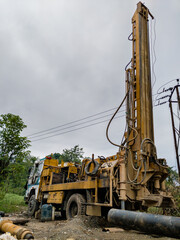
[169,80,180,178]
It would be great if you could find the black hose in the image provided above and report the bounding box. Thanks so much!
[106,89,129,148]
[85,160,99,176]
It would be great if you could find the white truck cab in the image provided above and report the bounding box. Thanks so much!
[24,158,45,216]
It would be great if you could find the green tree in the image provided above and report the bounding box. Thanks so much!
[166,167,179,187]
[166,167,180,216]
[53,153,61,160]
[0,113,30,179]
[3,154,37,195]
[53,145,84,164]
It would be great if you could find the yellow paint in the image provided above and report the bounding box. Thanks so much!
[47,191,64,204]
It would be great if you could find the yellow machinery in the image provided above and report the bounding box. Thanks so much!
[0,220,34,239]
[34,2,175,221]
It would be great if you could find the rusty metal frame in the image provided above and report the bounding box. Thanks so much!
[169,84,180,178]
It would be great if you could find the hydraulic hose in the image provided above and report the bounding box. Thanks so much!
[141,138,168,168]
[106,89,129,149]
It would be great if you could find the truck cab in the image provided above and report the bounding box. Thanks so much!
[24,158,45,216]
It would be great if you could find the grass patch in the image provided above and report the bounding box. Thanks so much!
[148,207,163,215]
[148,206,180,217]
[0,193,26,213]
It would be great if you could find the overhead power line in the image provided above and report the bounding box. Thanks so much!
[27,105,126,138]
[28,90,161,143]
[29,111,125,140]
[31,114,125,142]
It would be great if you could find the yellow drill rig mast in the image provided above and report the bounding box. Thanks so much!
[107,1,174,209]
[124,2,169,206]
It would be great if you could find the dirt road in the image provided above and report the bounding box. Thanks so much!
[2,213,177,240]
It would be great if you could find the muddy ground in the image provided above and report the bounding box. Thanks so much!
[2,212,177,240]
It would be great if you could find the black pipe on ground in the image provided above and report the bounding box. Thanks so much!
[108,209,180,238]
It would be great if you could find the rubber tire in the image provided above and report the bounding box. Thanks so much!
[66,193,86,220]
[28,194,39,217]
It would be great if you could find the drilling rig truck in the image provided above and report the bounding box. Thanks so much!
[26,2,180,237]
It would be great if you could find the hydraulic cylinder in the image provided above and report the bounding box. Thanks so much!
[0,220,34,239]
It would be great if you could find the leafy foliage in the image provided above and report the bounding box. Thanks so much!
[166,167,179,187]
[0,153,37,195]
[166,167,180,216]
[53,145,84,164]
[0,113,30,179]
[0,113,36,196]
[53,152,61,160]
[2,154,37,195]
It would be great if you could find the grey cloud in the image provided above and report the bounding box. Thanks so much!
[0,0,179,168]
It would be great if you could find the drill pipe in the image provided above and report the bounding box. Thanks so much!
[0,220,34,239]
[108,209,180,238]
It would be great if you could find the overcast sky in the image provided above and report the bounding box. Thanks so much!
[0,0,179,168]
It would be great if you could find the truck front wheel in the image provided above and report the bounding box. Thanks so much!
[28,194,39,216]
[66,193,86,219]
